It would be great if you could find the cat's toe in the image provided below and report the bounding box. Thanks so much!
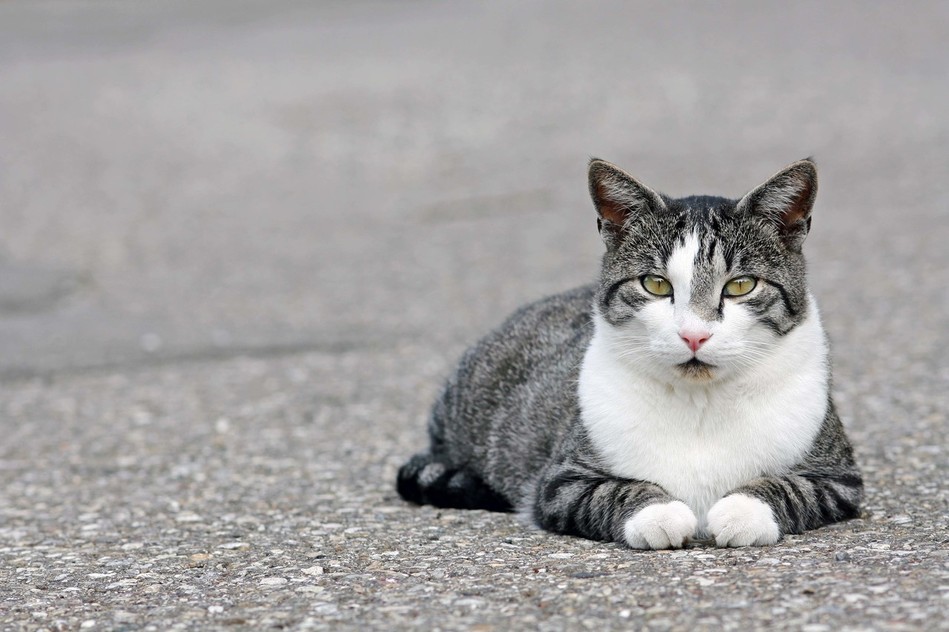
[623,501,697,550]
[707,493,780,547]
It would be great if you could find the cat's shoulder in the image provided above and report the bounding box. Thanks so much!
[460,284,596,372]
[495,284,596,340]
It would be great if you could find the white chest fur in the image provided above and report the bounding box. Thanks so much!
[578,306,829,533]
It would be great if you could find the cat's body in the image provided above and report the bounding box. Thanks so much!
[398,159,863,548]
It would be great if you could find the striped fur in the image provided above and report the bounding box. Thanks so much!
[726,399,863,537]
[397,159,863,548]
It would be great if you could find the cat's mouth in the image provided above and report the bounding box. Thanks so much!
[677,358,715,380]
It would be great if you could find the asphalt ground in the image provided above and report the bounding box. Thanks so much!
[0,1,947,630]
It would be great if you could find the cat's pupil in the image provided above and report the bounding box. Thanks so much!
[642,275,672,297]
[724,277,757,297]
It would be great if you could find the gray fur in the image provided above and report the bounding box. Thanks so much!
[731,399,863,534]
[397,158,863,545]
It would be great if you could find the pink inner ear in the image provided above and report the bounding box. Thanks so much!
[782,178,816,228]
[594,181,630,227]
[599,199,629,227]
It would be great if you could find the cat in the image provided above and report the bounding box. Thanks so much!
[397,158,863,548]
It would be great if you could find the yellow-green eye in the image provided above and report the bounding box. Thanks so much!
[723,276,757,297]
[642,275,673,297]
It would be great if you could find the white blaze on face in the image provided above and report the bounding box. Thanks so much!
[664,231,703,329]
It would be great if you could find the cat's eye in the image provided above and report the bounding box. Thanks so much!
[723,276,757,297]
[641,275,673,297]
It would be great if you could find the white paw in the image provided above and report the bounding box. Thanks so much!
[624,501,697,549]
[707,493,780,547]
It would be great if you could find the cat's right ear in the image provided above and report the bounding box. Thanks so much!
[736,159,818,249]
[588,159,665,242]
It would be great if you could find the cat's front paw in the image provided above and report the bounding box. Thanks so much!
[623,501,697,549]
[707,493,780,547]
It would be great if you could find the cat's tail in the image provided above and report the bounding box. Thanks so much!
[396,452,513,512]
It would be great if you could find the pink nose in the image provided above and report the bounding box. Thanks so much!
[679,329,711,353]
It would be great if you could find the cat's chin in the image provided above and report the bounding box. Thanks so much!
[675,358,716,381]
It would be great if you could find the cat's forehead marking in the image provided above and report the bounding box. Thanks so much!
[689,208,733,322]
[663,211,730,322]
[665,230,700,307]
[689,226,728,321]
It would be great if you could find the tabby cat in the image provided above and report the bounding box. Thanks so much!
[397,158,863,548]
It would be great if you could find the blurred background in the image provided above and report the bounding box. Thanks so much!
[1,2,947,628]
[2,0,945,382]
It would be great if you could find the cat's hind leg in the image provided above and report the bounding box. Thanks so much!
[396,453,513,512]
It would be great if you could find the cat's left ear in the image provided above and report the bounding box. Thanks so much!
[737,159,818,249]
[588,159,666,242]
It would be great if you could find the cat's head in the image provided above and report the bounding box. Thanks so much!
[588,158,818,383]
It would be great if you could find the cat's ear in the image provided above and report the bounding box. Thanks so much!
[588,159,665,239]
[737,159,818,248]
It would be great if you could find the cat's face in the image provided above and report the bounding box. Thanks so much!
[589,159,817,384]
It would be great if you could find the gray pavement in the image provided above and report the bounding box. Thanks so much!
[0,1,947,630]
